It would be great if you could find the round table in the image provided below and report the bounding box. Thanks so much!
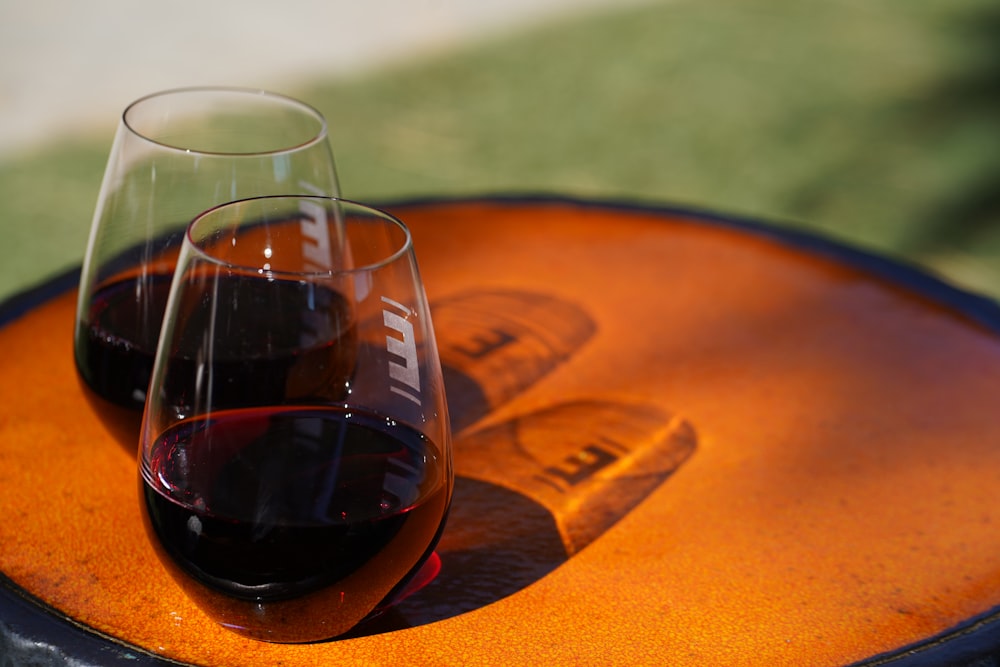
[2,196,1000,666]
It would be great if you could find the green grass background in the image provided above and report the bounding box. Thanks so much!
[2,0,998,303]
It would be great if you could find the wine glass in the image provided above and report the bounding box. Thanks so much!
[138,196,453,643]
[74,87,340,447]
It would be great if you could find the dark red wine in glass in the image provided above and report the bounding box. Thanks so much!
[141,405,450,643]
[75,270,176,444]
[73,87,340,449]
[138,196,452,642]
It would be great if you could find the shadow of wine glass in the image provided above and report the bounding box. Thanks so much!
[348,398,697,636]
[342,288,698,636]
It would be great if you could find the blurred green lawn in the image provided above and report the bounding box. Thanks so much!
[2,0,998,302]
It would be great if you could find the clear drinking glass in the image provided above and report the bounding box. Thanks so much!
[74,87,340,446]
[137,196,452,642]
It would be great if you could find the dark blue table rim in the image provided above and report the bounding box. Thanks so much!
[1,193,998,666]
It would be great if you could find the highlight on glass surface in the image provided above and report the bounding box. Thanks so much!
[73,87,341,447]
[137,195,453,643]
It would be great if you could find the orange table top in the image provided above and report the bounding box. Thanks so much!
[2,196,1000,666]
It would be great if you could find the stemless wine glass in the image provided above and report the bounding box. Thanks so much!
[74,87,340,447]
[138,196,453,642]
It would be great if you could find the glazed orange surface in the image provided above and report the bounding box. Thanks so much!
[2,200,1000,665]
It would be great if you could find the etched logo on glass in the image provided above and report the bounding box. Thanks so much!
[382,296,421,406]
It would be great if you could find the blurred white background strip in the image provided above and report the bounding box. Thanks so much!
[0,0,644,156]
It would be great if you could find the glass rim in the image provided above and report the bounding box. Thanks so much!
[185,195,414,278]
[121,86,329,156]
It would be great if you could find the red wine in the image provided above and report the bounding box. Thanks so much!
[76,273,356,445]
[75,272,173,402]
[140,405,451,642]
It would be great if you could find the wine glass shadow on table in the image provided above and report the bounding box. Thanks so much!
[73,87,341,451]
[347,289,698,636]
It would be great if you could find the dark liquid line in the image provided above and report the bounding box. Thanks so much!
[141,405,450,642]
